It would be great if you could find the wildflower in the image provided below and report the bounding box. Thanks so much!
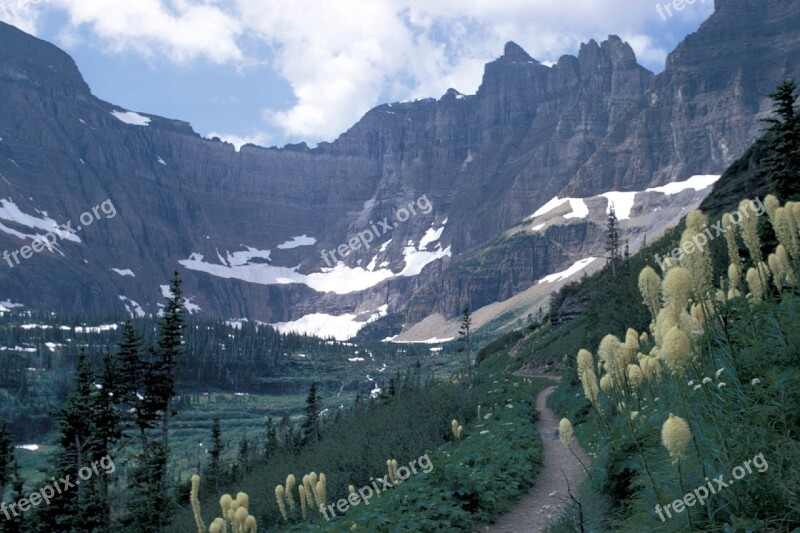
[625,328,640,351]
[275,485,288,521]
[662,413,692,463]
[680,227,713,296]
[316,479,327,509]
[751,378,761,386]
[283,475,295,513]
[577,349,593,378]
[686,210,708,234]
[764,194,781,222]
[600,374,614,392]
[630,411,639,420]
[220,494,232,516]
[639,266,662,319]
[688,380,695,387]
[768,254,784,290]
[718,382,727,389]
[598,334,622,365]
[299,485,308,520]
[558,418,574,450]
[679,310,703,338]
[693,384,702,391]
[774,207,799,259]
[661,326,692,376]
[662,267,692,313]
[581,368,600,406]
[723,213,740,265]
[715,368,725,378]
[627,364,644,388]
[650,307,678,348]
[746,264,769,304]
[190,475,204,533]
[776,245,795,285]
[728,262,742,291]
[245,515,257,533]
[741,199,763,263]
[480,430,489,435]
[640,331,650,345]
[209,518,225,533]
[702,377,711,384]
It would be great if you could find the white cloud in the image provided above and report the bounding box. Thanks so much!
[206,131,271,151]
[0,0,47,34]
[50,0,243,63]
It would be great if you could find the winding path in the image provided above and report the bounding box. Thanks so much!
[477,374,591,533]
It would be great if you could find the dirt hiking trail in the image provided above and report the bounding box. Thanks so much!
[477,372,591,532]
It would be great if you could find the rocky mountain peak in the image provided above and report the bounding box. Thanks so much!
[0,21,91,99]
[499,41,536,64]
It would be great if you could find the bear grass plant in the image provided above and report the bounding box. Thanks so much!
[550,197,800,532]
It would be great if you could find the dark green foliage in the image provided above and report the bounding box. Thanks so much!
[761,79,800,200]
[34,350,117,532]
[458,304,473,382]
[475,329,524,365]
[300,381,321,447]
[605,205,621,277]
[279,375,547,532]
[208,417,223,495]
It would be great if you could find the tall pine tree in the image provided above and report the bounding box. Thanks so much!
[763,80,800,200]
[300,382,321,446]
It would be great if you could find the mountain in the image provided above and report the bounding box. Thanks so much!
[0,0,799,341]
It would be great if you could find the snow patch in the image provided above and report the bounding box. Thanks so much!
[600,191,638,220]
[111,268,135,277]
[75,324,119,334]
[118,296,145,318]
[225,318,249,330]
[538,258,598,284]
[646,175,720,196]
[111,110,150,126]
[277,235,316,249]
[419,226,444,250]
[563,198,589,219]
[0,198,80,244]
[271,305,388,341]
[391,337,454,344]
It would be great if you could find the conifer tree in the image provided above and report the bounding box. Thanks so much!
[209,417,223,495]
[606,205,621,277]
[300,381,321,446]
[763,80,800,199]
[458,304,473,383]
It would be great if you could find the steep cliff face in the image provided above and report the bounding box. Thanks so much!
[0,0,798,339]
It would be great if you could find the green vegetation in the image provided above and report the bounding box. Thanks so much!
[546,81,800,532]
[179,368,550,532]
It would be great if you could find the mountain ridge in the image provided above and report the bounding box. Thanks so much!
[0,0,799,340]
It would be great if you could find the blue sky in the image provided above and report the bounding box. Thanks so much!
[1,0,715,148]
